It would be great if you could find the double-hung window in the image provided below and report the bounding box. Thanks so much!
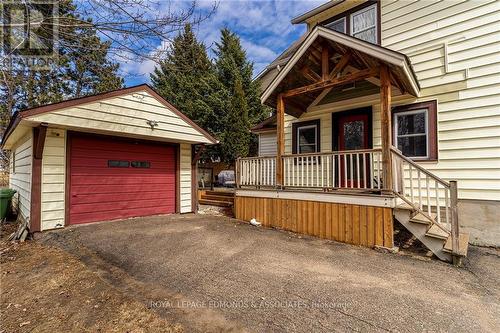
[298,125,317,154]
[292,119,321,154]
[392,101,438,161]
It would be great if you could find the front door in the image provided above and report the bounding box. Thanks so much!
[333,108,372,188]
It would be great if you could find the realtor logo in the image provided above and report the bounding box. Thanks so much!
[0,0,58,69]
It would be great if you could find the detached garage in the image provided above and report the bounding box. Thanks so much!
[1,85,217,231]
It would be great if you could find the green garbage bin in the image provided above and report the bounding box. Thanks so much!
[0,188,16,220]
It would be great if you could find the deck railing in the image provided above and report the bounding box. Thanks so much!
[237,156,276,187]
[236,149,383,191]
[391,148,459,256]
[281,149,383,190]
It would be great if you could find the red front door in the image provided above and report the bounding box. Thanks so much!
[69,134,176,225]
[338,113,370,188]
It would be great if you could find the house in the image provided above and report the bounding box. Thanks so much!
[1,85,216,231]
[236,0,500,263]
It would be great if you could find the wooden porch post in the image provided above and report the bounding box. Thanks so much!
[380,64,393,192]
[276,93,285,187]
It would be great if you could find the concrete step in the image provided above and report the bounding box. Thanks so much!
[410,212,436,225]
[199,199,233,207]
[443,233,470,257]
[426,224,449,240]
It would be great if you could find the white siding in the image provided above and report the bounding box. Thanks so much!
[381,0,500,201]
[258,132,277,156]
[41,129,66,230]
[25,91,213,144]
[9,131,32,221]
[180,143,192,213]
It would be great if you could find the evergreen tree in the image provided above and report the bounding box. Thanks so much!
[214,28,268,160]
[214,28,266,126]
[221,75,250,162]
[151,24,222,138]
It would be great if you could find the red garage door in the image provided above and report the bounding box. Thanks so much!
[69,135,176,225]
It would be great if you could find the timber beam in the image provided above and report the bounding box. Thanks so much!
[282,68,377,98]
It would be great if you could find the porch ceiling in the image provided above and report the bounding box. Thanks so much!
[261,26,420,118]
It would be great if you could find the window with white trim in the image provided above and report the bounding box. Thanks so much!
[394,109,428,158]
[297,125,318,154]
[350,4,377,44]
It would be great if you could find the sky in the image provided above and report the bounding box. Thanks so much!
[119,0,325,86]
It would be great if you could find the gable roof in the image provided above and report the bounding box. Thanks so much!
[260,26,420,107]
[2,84,218,147]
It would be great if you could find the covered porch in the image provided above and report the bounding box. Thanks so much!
[235,26,466,263]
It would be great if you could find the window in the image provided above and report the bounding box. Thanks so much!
[108,160,129,168]
[321,1,380,44]
[298,126,317,153]
[292,119,321,154]
[325,17,346,33]
[131,161,151,168]
[350,4,377,44]
[392,101,438,161]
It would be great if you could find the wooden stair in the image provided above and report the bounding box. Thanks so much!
[394,203,469,262]
[198,190,235,207]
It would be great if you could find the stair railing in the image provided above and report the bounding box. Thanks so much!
[391,147,459,257]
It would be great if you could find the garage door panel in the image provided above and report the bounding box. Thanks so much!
[71,137,172,155]
[71,191,173,205]
[70,175,175,186]
[69,135,176,225]
[70,183,175,195]
[70,198,175,215]
[70,206,174,225]
[69,149,171,162]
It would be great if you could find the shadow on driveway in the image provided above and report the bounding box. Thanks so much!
[41,214,500,333]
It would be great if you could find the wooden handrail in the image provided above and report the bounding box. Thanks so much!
[282,148,382,158]
[391,147,450,188]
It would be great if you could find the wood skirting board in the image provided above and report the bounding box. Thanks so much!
[235,196,393,248]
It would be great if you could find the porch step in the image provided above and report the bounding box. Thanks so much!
[201,194,234,202]
[443,233,470,257]
[199,199,233,207]
[204,191,234,197]
[426,224,449,240]
[396,202,413,210]
[410,212,436,225]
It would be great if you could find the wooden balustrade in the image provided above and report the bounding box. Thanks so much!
[281,149,383,190]
[390,148,459,259]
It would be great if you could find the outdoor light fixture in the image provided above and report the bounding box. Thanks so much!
[146,120,159,129]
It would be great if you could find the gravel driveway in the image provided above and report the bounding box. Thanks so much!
[42,214,500,333]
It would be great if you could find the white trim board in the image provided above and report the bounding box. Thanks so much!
[236,189,396,208]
